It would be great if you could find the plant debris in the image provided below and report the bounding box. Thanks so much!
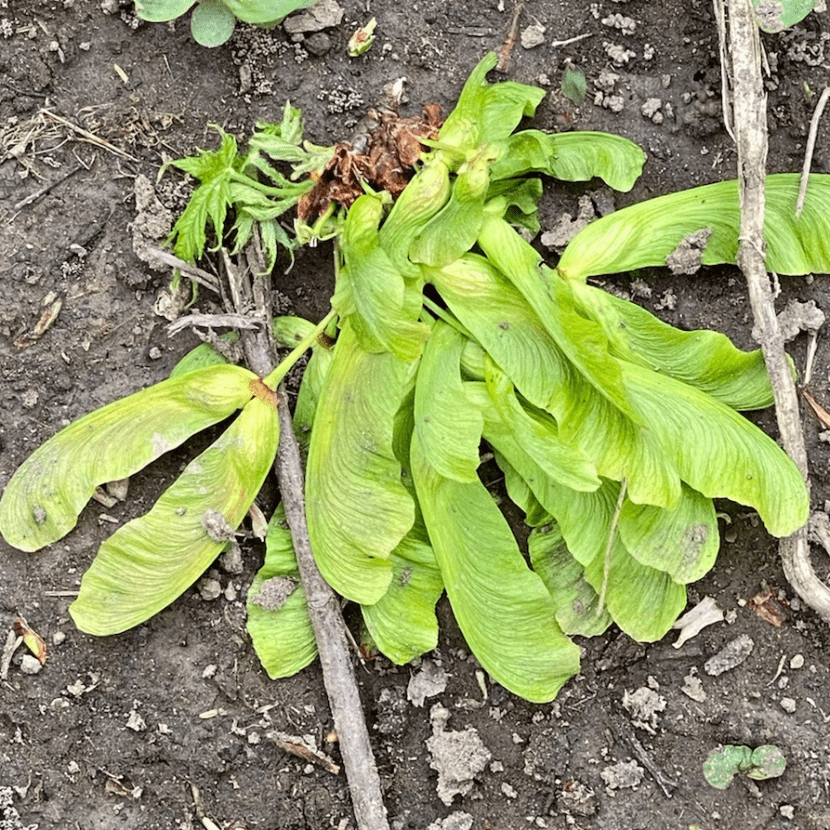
[298,100,442,221]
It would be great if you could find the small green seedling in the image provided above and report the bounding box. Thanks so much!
[348,18,377,57]
[134,0,317,47]
[703,745,787,789]
[561,64,586,105]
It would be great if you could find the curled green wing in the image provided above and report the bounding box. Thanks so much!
[491,130,645,191]
[69,394,279,635]
[247,506,317,679]
[528,523,612,637]
[621,362,808,537]
[361,525,443,664]
[584,538,687,642]
[0,364,256,552]
[305,321,417,604]
[619,484,719,584]
[334,192,429,360]
[557,174,830,282]
[571,282,775,410]
[411,430,581,703]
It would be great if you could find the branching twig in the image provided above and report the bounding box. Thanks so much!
[724,0,830,621]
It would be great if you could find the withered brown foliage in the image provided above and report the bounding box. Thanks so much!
[298,103,442,222]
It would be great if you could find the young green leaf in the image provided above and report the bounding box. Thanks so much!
[305,321,417,605]
[247,506,317,679]
[69,394,280,635]
[190,0,236,46]
[411,430,581,703]
[490,131,645,191]
[746,745,787,780]
[134,0,195,22]
[437,52,546,158]
[161,127,240,262]
[753,0,814,32]
[704,745,755,789]
[556,174,830,282]
[222,0,317,26]
[0,364,257,552]
[413,321,484,483]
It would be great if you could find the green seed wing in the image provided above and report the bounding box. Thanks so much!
[0,365,256,552]
[304,321,417,604]
[69,395,279,635]
[247,506,317,679]
[411,430,580,703]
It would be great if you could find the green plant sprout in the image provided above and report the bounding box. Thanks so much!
[134,0,317,47]
[3,54,830,702]
[703,744,787,789]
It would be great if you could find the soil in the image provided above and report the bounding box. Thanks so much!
[2,2,830,829]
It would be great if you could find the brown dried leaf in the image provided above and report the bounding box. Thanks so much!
[750,586,789,627]
[13,616,48,664]
[803,389,830,430]
[298,104,441,222]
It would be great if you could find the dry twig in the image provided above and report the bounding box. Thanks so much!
[723,0,830,621]
[796,85,830,218]
[219,246,390,830]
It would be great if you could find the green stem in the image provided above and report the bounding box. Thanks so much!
[229,169,293,198]
[263,308,338,389]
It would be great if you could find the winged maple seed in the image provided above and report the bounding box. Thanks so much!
[298,101,442,221]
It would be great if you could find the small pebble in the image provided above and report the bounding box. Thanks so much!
[704,634,754,676]
[779,697,797,714]
[20,654,43,674]
[202,664,217,679]
[780,805,795,820]
[126,710,147,732]
[790,653,805,670]
[52,631,66,645]
[198,578,222,601]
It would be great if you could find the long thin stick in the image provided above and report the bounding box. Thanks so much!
[724,0,830,621]
[796,85,830,218]
[275,389,390,830]
[225,245,390,830]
